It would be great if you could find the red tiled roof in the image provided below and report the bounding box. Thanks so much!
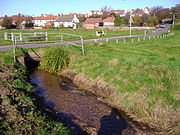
[102,17,115,22]
[132,8,144,15]
[83,18,102,24]
[111,10,125,15]
[33,15,57,20]
[92,10,102,12]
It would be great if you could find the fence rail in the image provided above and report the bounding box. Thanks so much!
[10,32,84,62]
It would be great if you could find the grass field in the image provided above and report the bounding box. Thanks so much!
[1,28,179,133]
[53,30,179,132]
[0,28,154,45]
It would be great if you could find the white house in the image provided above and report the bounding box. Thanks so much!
[33,14,57,27]
[54,15,79,29]
[111,10,126,17]
[88,10,103,17]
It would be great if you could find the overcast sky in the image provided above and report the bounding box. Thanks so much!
[0,0,179,16]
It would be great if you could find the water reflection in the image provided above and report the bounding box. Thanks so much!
[30,69,130,134]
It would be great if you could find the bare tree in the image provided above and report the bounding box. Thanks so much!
[171,4,180,23]
[150,6,170,22]
[101,6,113,18]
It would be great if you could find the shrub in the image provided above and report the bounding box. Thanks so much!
[174,24,180,30]
[40,47,69,72]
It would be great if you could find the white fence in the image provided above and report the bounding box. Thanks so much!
[10,32,84,62]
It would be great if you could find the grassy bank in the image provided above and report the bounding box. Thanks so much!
[0,50,71,134]
[39,30,180,133]
[0,28,154,45]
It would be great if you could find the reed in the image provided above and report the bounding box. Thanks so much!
[40,46,69,72]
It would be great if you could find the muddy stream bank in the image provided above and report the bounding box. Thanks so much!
[30,69,137,135]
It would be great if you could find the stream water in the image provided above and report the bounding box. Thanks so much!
[30,69,136,135]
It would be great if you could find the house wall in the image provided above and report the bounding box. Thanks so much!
[72,16,79,23]
[33,19,54,27]
[54,22,76,28]
[103,22,114,27]
[83,23,100,29]
[83,24,95,29]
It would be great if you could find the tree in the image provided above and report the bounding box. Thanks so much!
[115,16,123,27]
[151,6,170,22]
[148,16,158,26]
[1,16,15,29]
[101,6,112,19]
[13,14,33,28]
[141,14,150,26]
[122,12,130,25]
[133,16,143,26]
[171,4,180,23]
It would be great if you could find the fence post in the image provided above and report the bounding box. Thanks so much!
[144,30,146,37]
[116,39,118,44]
[45,32,48,41]
[138,37,140,42]
[81,36,84,55]
[13,34,16,62]
[60,33,63,44]
[106,38,108,43]
[124,38,126,44]
[20,32,22,41]
[4,32,7,40]
[11,33,14,41]
[131,38,134,43]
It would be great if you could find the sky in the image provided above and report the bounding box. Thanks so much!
[0,0,179,16]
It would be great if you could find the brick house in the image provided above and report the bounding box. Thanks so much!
[83,18,103,29]
[102,17,115,27]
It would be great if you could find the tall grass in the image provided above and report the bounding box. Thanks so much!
[40,46,69,72]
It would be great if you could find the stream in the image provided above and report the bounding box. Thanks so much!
[30,69,136,135]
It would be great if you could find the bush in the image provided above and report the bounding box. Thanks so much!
[174,24,180,30]
[40,47,69,72]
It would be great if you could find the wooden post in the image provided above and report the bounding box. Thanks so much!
[124,38,126,44]
[4,32,7,40]
[131,38,134,43]
[138,37,140,42]
[13,34,16,62]
[20,32,22,41]
[61,33,63,44]
[11,33,14,41]
[106,38,108,43]
[81,36,84,55]
[116,40,118,44]
[45,32,48,41]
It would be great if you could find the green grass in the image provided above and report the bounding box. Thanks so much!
[0,28,154,45]
[53,30,179,131]
[0,49,72,134]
